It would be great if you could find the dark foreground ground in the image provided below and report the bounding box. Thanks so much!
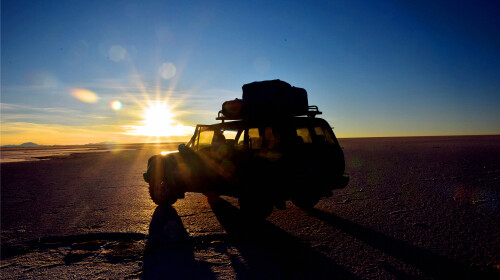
[1,136,499,279]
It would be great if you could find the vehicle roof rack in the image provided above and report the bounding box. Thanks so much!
[306,106,322,117]
[216,112,240,121]
[216,105,322,122]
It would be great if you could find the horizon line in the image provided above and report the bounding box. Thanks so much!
[2,134,499,148]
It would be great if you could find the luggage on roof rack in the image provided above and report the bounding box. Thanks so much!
[221,98,243,119]
[242,79,308,118]
[217,80,321,121]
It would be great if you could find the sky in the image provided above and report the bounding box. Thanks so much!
[1,0,499,145]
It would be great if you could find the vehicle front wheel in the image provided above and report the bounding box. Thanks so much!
[149,180,178,205]
[147,157,178,205]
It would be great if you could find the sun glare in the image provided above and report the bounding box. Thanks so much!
[105,59,195,141]
[140,101,174,136]
[144,102,174,126]
[124,100,194,138]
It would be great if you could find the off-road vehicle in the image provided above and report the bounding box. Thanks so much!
[143,80,349,218]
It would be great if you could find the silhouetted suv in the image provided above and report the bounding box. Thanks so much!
[143,80,349,218]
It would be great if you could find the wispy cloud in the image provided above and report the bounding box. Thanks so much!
[1,103,79,114]
[1,103,112,127]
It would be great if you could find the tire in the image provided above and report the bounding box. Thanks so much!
[292,195,320,210]
[147,156,178,205]
[149,180,178,205]
[238,194,274,220]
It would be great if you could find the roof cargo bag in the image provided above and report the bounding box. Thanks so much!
[221,98,243,119]
[242,79,308,118]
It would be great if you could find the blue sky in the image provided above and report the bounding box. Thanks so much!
[2,0,499,145]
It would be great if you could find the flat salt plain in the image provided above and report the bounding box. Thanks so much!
[1,136,499,279]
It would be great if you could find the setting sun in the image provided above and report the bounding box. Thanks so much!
[138,101,175,136]
[143,102,175,129]
[123,100,194,139]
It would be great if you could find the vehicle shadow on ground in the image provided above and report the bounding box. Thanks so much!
[306,208,499,280]
[208,197,358,280]
[142,204,217,280]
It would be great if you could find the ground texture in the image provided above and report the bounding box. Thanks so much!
[1,136,499,279]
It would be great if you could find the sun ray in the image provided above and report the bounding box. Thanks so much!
[96,43,197,144]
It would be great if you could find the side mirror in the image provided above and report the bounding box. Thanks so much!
[178,144,186,153]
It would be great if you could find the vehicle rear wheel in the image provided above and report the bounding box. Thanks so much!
[292,195,320,210]
[238,194,274,220]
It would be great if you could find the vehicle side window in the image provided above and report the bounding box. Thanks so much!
[238,134,246,147]
[222,129,240,147]
[198,130,214,150]
[315,126,335,144]
[296,127,312,143]
[222,129,238,140]
[248,128,262,149]
[313,126,326,142]
[264,127,279,149]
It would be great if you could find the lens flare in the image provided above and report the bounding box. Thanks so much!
[159,62,176,79]
[70,88,99,103]
[109,45,127,62]
[110,100,123,111]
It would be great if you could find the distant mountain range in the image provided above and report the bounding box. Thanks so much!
[1,142,118,148]
[84,141,117,145]
[1,142,45,148]
[1,141,176,148]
